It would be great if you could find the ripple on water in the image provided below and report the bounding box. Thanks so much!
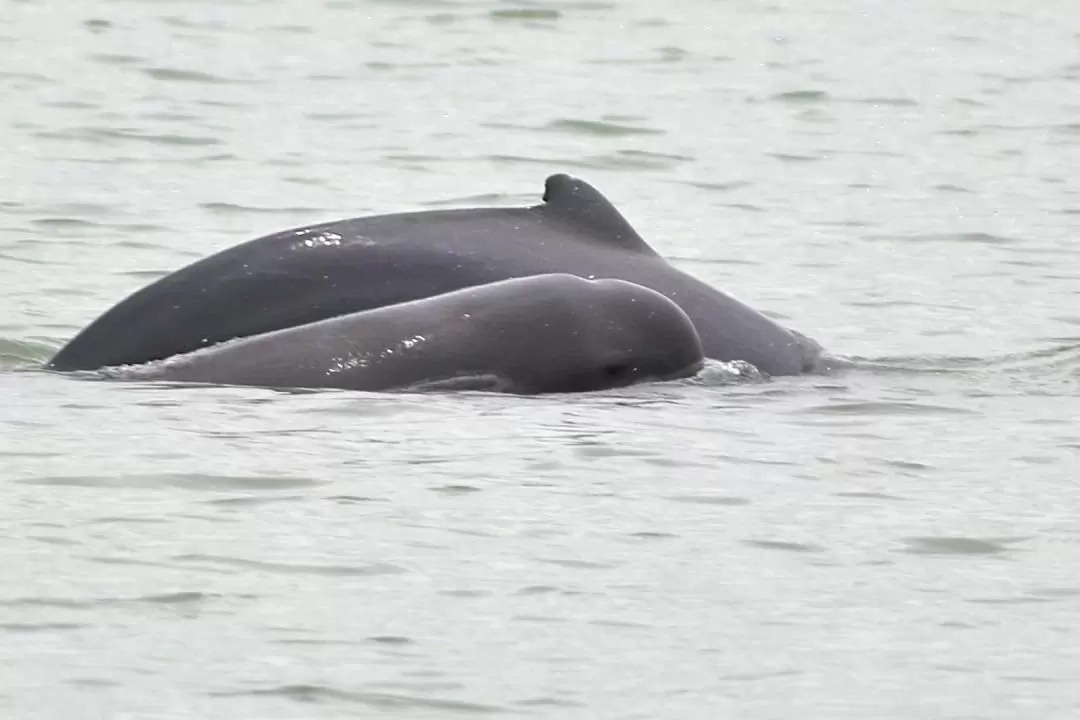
[489,8,561,22]
[0,338,55,368]
[441,589,491,598]
[589,618,649,632]
[202,495,307,507]
[418,191,535,208]
[487,149,691,172]
[326,495,386,504]
[209,684,505,715]
[1026,587,1080,602]
[682,179,754,193]
[626,531,678,540]
[898,536,1029,556]
[0,249,69,267]
[767,152,823,163]
[0,622,85,633]
[36,126,222,148]
[17,473,321,492]
[865,232,1021,245]
[544,118,664,137]
[516,697,588,709]
[769,90,831,103]
[172,554,407,577]
[83,516,169,526]
[90,53,143,66]
[141,67,239,84]
[367,635,415,645]
[697,360,771,385]
[664,494,750,506]
[539,557,615,570]
[744,540,827,554]
[854,96,920,107]
[573,442,657,460]
[198,201,330,217]
[429,484,482,495]
[966,595,1053,606]
[795,400,978,418]
[0,591,230,610]
[833,491,909,502]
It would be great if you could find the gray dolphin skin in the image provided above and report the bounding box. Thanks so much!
[47,173,823,376]
[100,274,706,395]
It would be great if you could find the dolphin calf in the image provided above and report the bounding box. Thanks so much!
[97,274,705,395]
[47,173,822,376]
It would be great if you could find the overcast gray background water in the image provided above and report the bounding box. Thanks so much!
[3,1,1080,718]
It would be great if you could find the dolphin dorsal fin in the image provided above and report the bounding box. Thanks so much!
[536,174,659,256]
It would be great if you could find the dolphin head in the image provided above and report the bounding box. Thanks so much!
[484,274,705,394]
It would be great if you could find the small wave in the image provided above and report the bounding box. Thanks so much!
[90,53,143,66]
[490,8,561,21]
[795,400,977,417]
[0,338,56,370]
[770,89,831,103]
[36,126,223,148]
[142,67,239,84]
[199,202,330,217]
[767,152,823,163]
[0,591,225,610]
[826,353,994,375]
[19,473,320,492]
[899,536,1026,556]
[665,494,750,506]
[173,554,407,577]
[544,118,664,137]
[0,622,85,633]
[838,341,1080,376]
[418,191,534,208]
[0,251,65,266]
[744,539,827,553]
[488,149,690,171]
[209,684,503,714]
[682,180,753,193]
[696,359,771,385]
[865,232,1020,245]
[820,343,1080,399]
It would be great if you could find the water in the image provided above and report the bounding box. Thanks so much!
[3,0,1080,717]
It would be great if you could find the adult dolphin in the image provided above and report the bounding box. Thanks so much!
[47,173,823,375]
[95,274,706,395]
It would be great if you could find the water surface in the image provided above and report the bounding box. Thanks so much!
[3,1,1080,718]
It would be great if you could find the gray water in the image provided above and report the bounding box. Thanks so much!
[3,1,1080,717]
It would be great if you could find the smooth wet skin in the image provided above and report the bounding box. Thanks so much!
[101,274,706,395]
[48,173,823,376]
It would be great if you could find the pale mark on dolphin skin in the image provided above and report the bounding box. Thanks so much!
[293,228,373,247]
[327,354,371,375]
[326,335,427,376]
[302,231,343,248]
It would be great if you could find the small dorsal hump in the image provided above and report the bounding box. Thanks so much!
[537,174,659,256]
